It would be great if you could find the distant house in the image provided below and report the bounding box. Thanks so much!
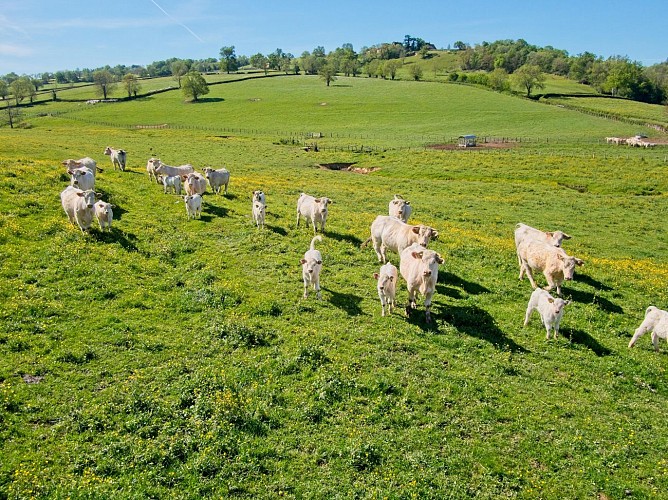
[458,135,477,147]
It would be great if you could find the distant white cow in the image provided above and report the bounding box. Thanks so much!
[60,186,99,233]
[94,201,114,232]
[517,239,584,296]
[297,193,332,233]
[203,167,230,195]
[300,235,323,299]
[68,167,95,191]
[104,146,127,171]
[362,215,438,263]
[374,262,398,316]
[399,243,443,323]
[183,194,202,220]
[524,288,571,339]
[158,174,182,195]
[253,199,266,229]
[628,306,668,352]
[183,172,207,196]
[388,194,412,223]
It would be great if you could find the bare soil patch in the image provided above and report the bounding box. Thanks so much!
[317,163,380,174]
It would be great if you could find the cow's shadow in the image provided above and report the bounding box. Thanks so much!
[439,304,528,353]
[574,273,613,292]
[437,272,490,299]
[203,204,228,218]
[562,328,613,357]
[267,225,288,236]
[323,231,363,247]
[90,228,139,252]
[565,289,623,314]
[321,287,364,316]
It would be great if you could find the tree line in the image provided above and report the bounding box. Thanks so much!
[1,36,667,106]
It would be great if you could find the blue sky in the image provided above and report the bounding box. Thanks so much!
[1,0,665,75]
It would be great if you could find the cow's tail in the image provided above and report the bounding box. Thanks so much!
[360,236,372,249]
[310,235,322,251]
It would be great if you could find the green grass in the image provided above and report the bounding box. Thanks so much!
[1,77,668,498]
[545,96,668,128]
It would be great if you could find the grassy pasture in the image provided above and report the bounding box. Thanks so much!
[1,78,668,498]
[545,96,668,128]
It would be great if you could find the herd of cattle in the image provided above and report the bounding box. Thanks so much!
[57,148,668,351]
[605,135,657,148]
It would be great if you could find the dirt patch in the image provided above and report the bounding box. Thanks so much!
[318,163,380,174]
[428,141,519,150]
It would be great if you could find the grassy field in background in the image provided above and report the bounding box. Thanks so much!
[1,77,668,498]
[545,95,668,126]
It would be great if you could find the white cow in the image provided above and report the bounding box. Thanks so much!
[94,201,114,232]
[362,215,438,263]
[183,172,207,196]
[62,157,101,176]
[374,262,398,317]
[399,243,444,323]
[68,167,95,191]
[203,167,230,195]
[158,174,182,195]
[104,147,127,171]
[515,222,572,272]
[60,186,99,233]
[517,239,584,296]
[524,288,571,339]
[253,199,266,229]
[150,158,195,179]
[183,194,202,220]
[388,194,412,223]
[300,235,323,299]
[296,193,332,233]
[629,306,668,352]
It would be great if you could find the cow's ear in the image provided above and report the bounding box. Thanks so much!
[411,226,420,234]
[565,300,572,306]
[547,297,554,303]
[405,201,410,205]
[563,233,572,240]
[76,192,85,197]
[314,198,321,203]
[373,273,379,280]
[95,192,102,198]
[411,251,423,260]
[545,231,554,238]
[391,200,398,205]
[110,204,116,208]
[436,254,444,264]
[67,169,74,175]
[300,259,307,265]
[327,199,332,204]
[431,230,439,240]
[575,258,584,266]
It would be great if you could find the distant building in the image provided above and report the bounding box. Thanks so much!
[458,135,477,147]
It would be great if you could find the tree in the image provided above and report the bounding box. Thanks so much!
[171,60,189,88]
[92,70,117,99]
[319,64,337,87]
[418,46,430,59]
[182,71,209,101]
[0,80,8,100]
[488,68,509,91]
[250,53,269,74]
[453,41,467,51]
[9,77,34,105]
[511,64,545,97]
[219,46,238,74]
[409,64,423,81]
[122,73,141,98]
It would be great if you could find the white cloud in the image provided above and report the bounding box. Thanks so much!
[0,43,33,57]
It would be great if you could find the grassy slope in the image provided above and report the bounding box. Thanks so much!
[1,79,668,498]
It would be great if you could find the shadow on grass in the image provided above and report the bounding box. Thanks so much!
[91,228,139,252]
[321,287,364,316]
[203,204,228,219]
[574,273,613,292]
[267,224,288,236]
[439,304,528,353]
[566,288,624,314]
[325,230,363,247]
[437,272,490,297]
[192,97,226,103]
[562,328,613,357]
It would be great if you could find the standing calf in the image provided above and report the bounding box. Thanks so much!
[94,201,114,232]
[374,262,398,316]
[253,199,266,229]
[159,174,182,195]
[203,167,230,195]
[524,288,571,339]
[297,193,332,233]
[628,306,668,352]
[300,236,323,299]
[183,194,202,220]
[104,146,127,171]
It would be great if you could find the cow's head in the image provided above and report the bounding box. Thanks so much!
[103,147,112,155]
[411,225,438,247]
[547,296,571,316]
[545,230,572,248]
[375,271,395,291]
[557,253,584,280]
[76,190,98,208]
